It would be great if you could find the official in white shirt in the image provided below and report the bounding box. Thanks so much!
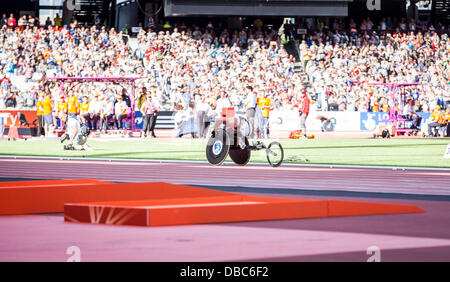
[87,93,102,131]
[215,92,232,117]
[194,94,211,138]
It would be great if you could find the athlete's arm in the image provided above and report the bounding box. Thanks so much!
[68,123,78,146]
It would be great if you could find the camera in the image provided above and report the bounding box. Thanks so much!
[63,144,74,150]
[60,133,69,143]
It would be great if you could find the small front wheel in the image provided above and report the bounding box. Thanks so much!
[266,141,284,167]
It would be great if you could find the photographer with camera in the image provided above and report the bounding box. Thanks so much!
[60,115,93,151]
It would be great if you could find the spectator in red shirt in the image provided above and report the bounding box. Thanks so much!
[296,88,310,136]
[7,14,16,29]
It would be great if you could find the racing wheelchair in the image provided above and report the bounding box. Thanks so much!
[205,111,284,167]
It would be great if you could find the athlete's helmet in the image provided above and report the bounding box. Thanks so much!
[78,134,87,145]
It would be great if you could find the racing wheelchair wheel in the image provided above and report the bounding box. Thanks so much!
[229,135,250,165]
[206,128,230,166]
[266,141,284,167]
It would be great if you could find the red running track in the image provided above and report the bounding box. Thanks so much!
[0,157,449,196]
[0,157,450,261]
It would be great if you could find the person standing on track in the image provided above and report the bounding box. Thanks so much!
[42,91,54,138]
[194,94,211,138]
[257,90,272,138]
[148,87,161,138]
[36,93,45,137]
[294,88,310,137]
[244,86,257,138]
[140,91,157,138]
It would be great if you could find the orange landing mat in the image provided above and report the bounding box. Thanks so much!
[0,179,424,225]
[0,180,233,215]
[64,194,424,227]
[0,179,111,215]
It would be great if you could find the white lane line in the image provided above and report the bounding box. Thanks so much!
[0,183,100,189]
[1,155,450,171]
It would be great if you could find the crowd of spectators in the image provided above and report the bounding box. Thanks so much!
[295,17,449,113]
[0,13,449,122]
[0,14,300,115]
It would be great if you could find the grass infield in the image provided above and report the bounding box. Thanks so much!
[0,137,449,168]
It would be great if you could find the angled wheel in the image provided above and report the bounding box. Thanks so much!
[266,141,284,167]
[322,118,336,132]
[206,129,230,165]
[229,137,250,165]
[239,117,253,138]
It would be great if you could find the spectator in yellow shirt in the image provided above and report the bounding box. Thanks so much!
[381,99,389,112]
[54,14,62,27]
[257,92,272,138]
[36,93,45,137]
[42,91,54,137]
[80,95,90,128]
[67,92,79,117]
[428,105,446,137]
[55,94,68,130]
[372,100,379,112]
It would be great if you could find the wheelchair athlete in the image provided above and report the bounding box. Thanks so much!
[60,115,93,151]
[210,110,248,150]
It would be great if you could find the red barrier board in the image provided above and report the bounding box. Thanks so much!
[0,110,38,127]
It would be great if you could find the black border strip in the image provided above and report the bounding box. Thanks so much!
[192,185,450,202]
